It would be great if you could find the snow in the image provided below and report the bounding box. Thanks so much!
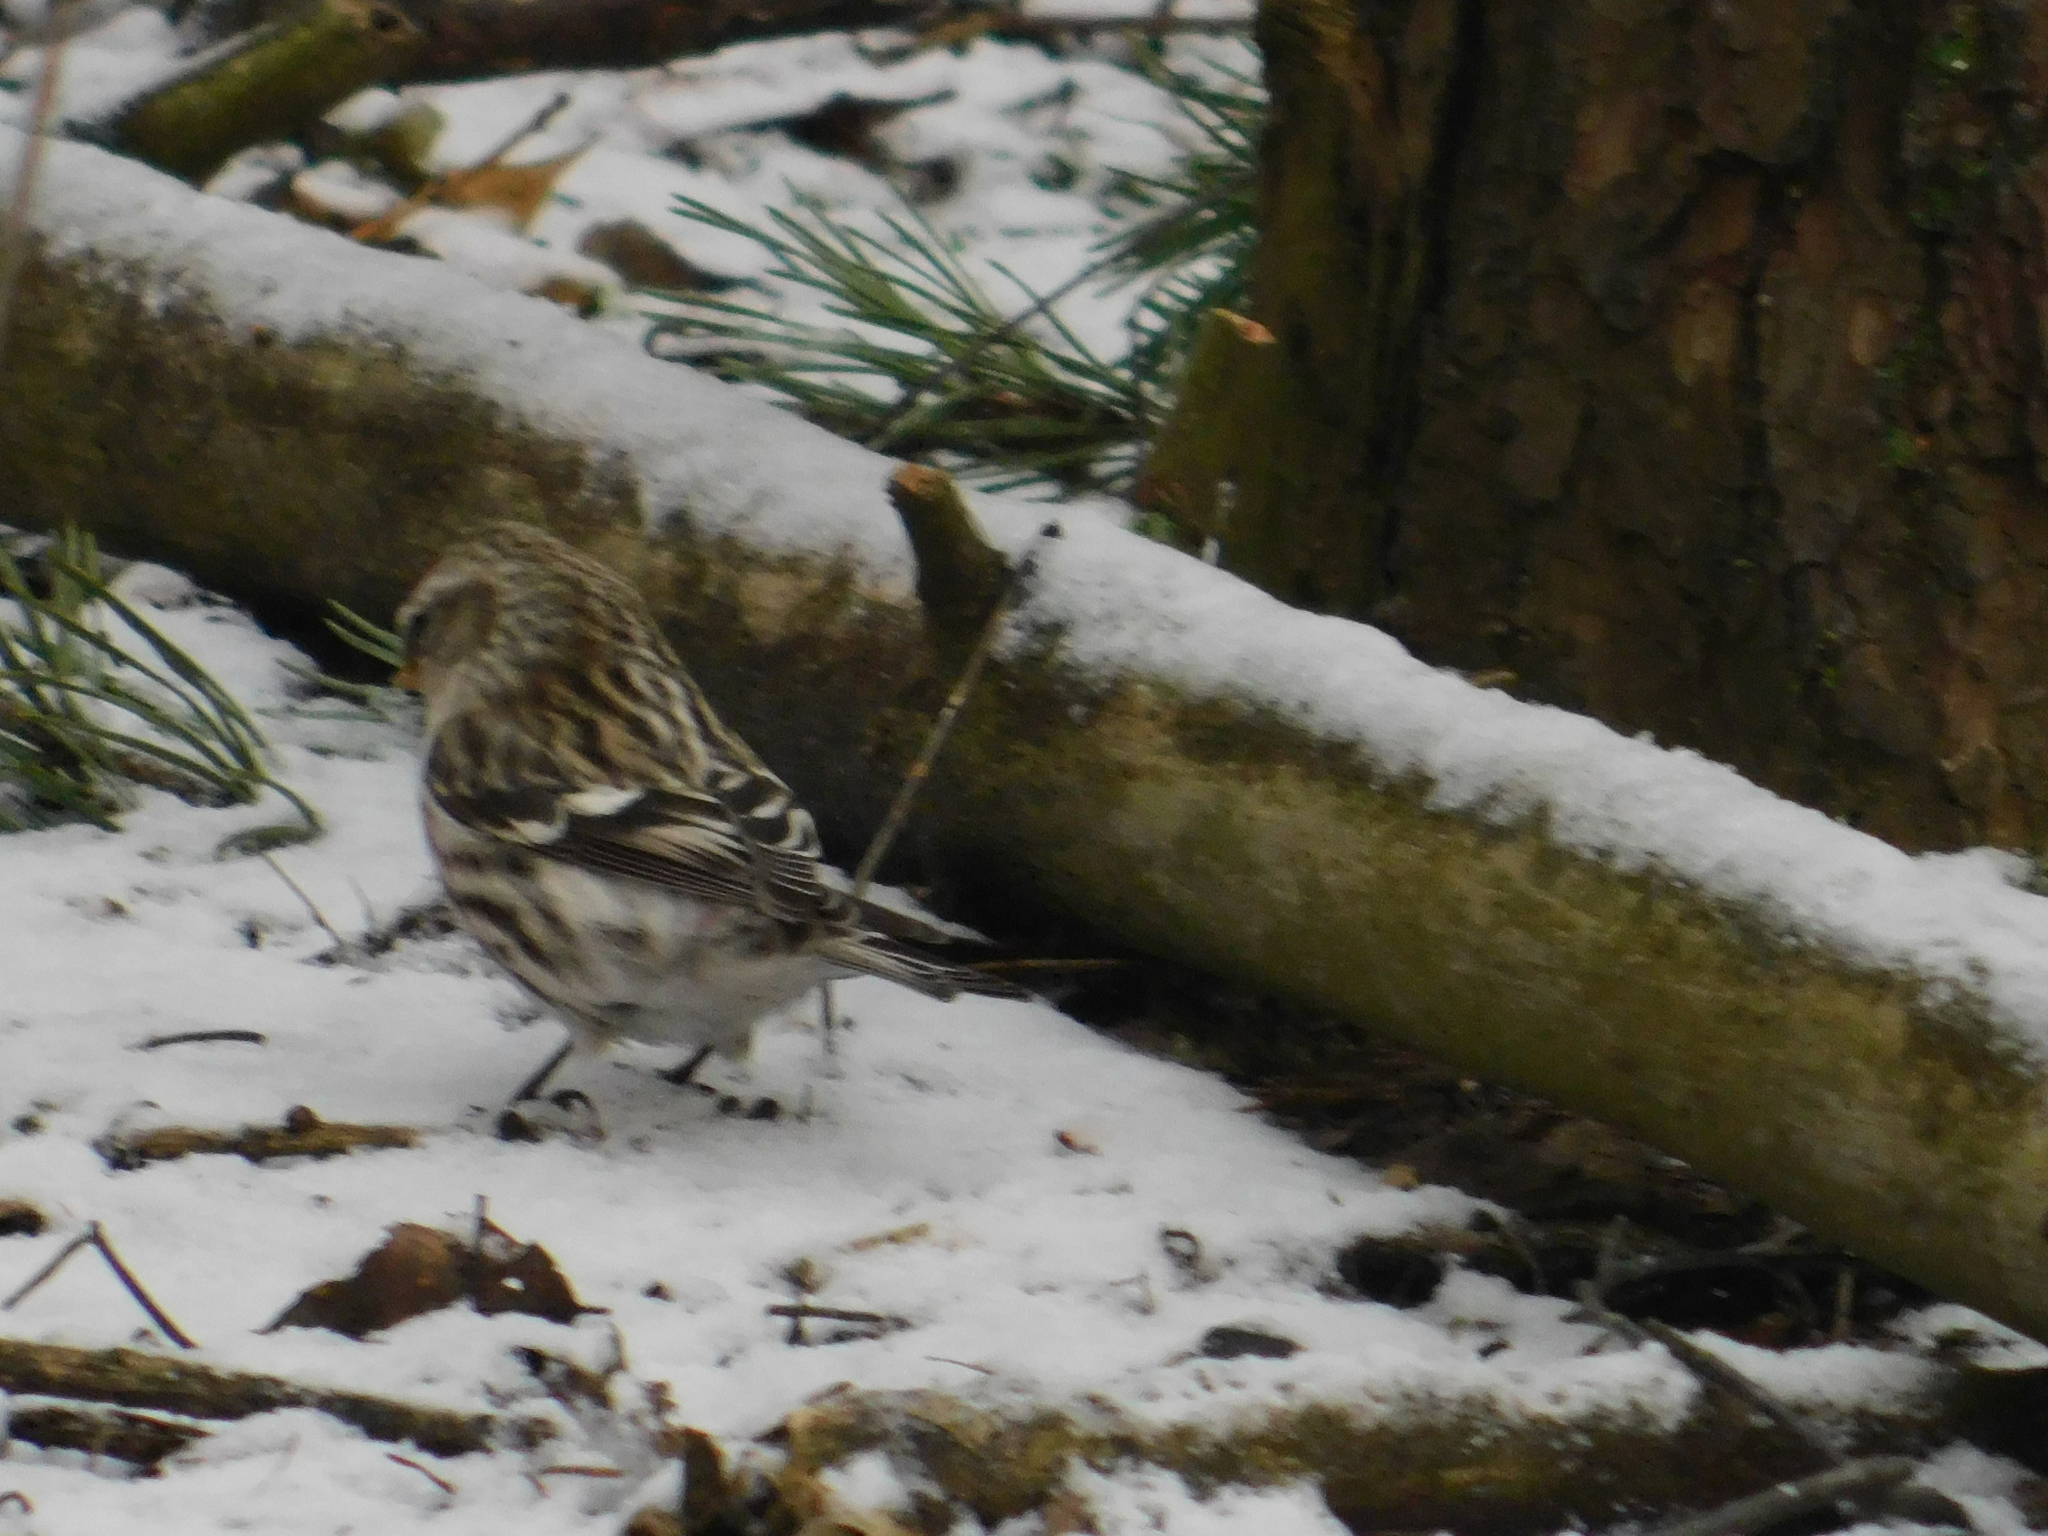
[0,572,1742,1531]
[1060,1464,1354,1536]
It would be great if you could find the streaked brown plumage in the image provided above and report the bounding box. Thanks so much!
[395,521,1019,1100]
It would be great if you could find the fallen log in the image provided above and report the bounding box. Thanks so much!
[11,132,2048,1345]
[104,0,421,183]
[0,1337,550,1456]
[696,1381,1984,1535]
[3,1398,210,1466]
[173,0,1248,84]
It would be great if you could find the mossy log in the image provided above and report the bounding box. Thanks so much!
[14,136,2048,1345]
[3,1399,210,1467]
[730,1382,1976,1534]
[109,0,422,183]
[0,1338,550,1455]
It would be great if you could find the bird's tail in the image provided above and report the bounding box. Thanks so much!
[811,933,1034,1002]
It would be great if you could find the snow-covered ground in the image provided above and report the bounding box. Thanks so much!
[0,566,2038,1532]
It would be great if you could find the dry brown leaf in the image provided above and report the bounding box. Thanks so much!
[266,1217,598,1337]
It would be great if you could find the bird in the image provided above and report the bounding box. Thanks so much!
[392,520,1024,1106]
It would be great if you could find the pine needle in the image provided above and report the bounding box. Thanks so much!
[640,55,1263,498]
[0,530,320,850]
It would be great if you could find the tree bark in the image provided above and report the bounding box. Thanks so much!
[1237,0,2048,854]
[14,134,2048,1341]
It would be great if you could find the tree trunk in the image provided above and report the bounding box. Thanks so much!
[16,132,2048,1341]
[1236,0,2048,854]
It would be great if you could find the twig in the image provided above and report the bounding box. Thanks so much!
[262,852,346,949]
[768,1302,910,1346]
[86,1222,199,1349]
[2,1222,196,1347]
[138,1028,268,1050]
[1638,1456,1920,1536]
[1573,1282,1838,1467]
[767,1303,908,1326]
[386,1453,457,1496]
[0,0,77,377]
[1638,1315,1838,1464]
[2,1226,93,1310]
[850,517,1061,900]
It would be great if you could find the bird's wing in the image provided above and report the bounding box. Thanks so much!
[426,735,851,924]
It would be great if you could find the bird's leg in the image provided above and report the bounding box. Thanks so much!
[512,1037,576,1103]
[658,1044,715,1089]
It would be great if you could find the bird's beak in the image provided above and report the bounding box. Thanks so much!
[391,659,422,691]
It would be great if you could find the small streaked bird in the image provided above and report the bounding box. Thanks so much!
[393,521,1021,1104]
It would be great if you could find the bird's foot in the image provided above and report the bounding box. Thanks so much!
[657,1045,716,1092]
[495,1088,604,1144]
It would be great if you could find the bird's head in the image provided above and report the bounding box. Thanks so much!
[393,522,661,730]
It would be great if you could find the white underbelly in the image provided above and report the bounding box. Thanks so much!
[429,805,836,1053]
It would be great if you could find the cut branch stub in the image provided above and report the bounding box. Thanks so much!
[886,463,1010,647]
[1133,307,1277,550]
[111,0,422,183]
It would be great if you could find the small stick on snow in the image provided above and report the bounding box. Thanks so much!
[262,853,348,950]
[387,1453,457,1496]
[767,1303,910,1340]
[2,1226,94,1311]
[1572,1282,1837,1467]
[138,1029,268,1050]
[851,508,1061,901]
[3,1222,197,1347]
[1638,1456,1920,1536]
[87,1222,198,1349]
